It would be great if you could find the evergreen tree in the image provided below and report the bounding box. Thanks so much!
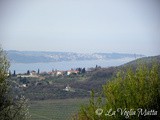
[82,68,86,74]
[37,69,40,74]
[27,70,30,75]
[77,68,82,73]
[13,70,16,76]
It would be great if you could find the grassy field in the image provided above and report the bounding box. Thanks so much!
[29,98,89,120]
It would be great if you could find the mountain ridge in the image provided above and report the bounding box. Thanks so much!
[6,50,145,63]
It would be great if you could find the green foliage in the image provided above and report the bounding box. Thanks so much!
[76,63,160,120]
[0,48,9,82]
[0,47,29,120]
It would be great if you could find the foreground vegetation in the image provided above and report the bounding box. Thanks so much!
[0,47,29,120]
[75,63,160,120]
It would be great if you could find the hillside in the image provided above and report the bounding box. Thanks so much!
[8,55,160,100]
[7,50,144,63]
[125,55,160,65]
[76,55,160,120]
[119,55,160,70]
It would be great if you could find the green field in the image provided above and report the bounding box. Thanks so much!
[29,98,89,120]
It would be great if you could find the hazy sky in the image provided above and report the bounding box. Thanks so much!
[0,0,160,55]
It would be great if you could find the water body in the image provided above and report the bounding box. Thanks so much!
[10,58,135,74]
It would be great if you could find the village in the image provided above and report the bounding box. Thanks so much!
[14,67,86,78]
[10,67,87,92]
[8,65,103,100]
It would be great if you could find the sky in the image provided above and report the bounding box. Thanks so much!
[0,0,160,56]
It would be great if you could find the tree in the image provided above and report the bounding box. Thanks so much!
[13,70,16,76]
[75,63,160,120]
[82,68,86,74]
[76,68,82,74]
[27,70,30,75]
[0,47,29,120]
[37,69,40,74]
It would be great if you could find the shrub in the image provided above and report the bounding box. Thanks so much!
[74,63,160,120]
[0,47,29,120]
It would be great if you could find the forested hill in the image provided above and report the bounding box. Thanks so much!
[82,55,160,92]
[6,50,144,63]
[120,55,160,69]
[89,55,160,80]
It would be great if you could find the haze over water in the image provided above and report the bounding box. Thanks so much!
[10,58,135,74]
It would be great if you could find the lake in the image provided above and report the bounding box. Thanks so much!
[10,58,135,74]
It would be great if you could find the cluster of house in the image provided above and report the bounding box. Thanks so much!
[16,70,79,91]
[47,69,79,76]
[40,68,86,76]
[17,70,39,78]
[16,68,84,78]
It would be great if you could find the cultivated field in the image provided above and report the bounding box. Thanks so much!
[29,98,89,120]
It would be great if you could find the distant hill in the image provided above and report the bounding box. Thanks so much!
[6,50,144,63]
[121,55,160,69]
